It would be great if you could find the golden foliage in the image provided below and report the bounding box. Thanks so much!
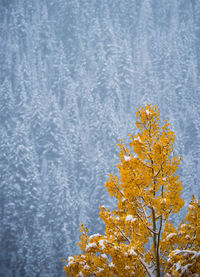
[64,104,199,277]
[164,197,200,276]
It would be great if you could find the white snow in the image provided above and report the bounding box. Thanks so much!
[170,251,200,276]
[166,233,176,240]
[83,265,90,270]
[2,1,200,275]
[188,204,195,210]
[175,261,181,271]
[173,250,200,257]
[126,215,136,223]
[88,233,101,241]
[124,155,131,161]
[99,240,106,249]
[180,224,187,229]
[97,267,103,272]
[134,136,142,143]
[146,109,150,115]
[109,262,115,268]
[129,248,137,256]
[85,242,97,251]
[67,256,75,265]
[101,254,107,259]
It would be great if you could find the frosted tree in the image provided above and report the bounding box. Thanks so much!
[64,105,199,276]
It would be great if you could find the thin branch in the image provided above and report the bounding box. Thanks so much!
[115,226,131,244]
[139,257,154,277]
[136,211,158,236]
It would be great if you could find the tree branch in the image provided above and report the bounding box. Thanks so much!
[139,257,154,277]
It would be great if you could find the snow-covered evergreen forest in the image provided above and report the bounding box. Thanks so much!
[0,0,199,276]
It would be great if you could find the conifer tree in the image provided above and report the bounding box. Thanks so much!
[64,104,199,276]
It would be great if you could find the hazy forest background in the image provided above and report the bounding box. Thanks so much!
[0,0,200,276]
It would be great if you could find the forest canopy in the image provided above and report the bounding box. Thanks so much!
[64,105,200,277]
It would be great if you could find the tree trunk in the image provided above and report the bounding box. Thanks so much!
[152,209,161,277]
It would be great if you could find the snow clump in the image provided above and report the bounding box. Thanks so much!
[85,242,97,251]
[126,215,137,223]
[124,156,131,161]
[67,256,75,265]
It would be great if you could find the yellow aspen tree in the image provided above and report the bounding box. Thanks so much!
[64,104,187,277]
[163,196,200,276]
